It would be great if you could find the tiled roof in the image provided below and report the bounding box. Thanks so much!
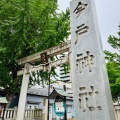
[27,87,48,96]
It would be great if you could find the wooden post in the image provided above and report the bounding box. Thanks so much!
[63,85,67,120]
[47,72,51,120]
[16,63,30,120]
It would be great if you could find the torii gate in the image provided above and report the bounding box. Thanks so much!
[16,40,71,120]
[16,0,115,120]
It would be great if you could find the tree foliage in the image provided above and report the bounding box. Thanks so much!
[105,25,120,99]
[0,0,70,103]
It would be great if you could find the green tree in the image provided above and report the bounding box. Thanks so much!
[105,25,120,99]
[0,0,70,105]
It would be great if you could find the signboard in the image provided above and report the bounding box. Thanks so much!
[40,52,48,64]
[54,96,66,117]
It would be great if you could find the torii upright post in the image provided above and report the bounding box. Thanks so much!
[70,0,115,120]
[16,63,30,120]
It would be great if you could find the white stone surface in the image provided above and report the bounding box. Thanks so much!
[70,0,115,120]
[16,63,30,120]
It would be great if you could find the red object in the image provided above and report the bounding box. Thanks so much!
[0,106,2,113]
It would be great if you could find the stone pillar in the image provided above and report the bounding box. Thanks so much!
[16,63,30,120]
[13,107,17,120]
[70,0,115,120]
[42,98,48,120]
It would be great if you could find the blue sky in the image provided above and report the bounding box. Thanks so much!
[58,0,120,52]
